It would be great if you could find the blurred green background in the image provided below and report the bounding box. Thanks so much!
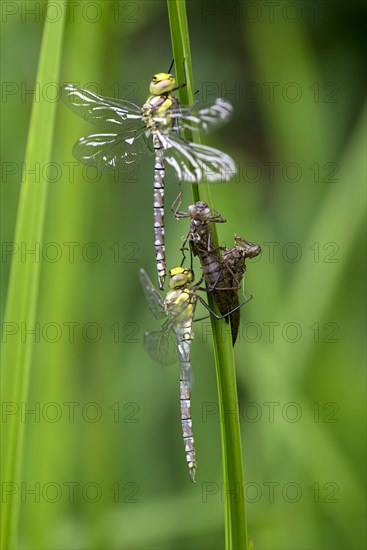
[1,1,366,549]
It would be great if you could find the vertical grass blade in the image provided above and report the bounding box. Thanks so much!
[1,2,66,547]
[166,1,199,203]
[167,2,248,548]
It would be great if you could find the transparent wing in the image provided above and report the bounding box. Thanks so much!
[144,325,178,366]
[61,84,143,131]
[72,131,152,171]
[169,98,234,133]
[139,268,166,320]
[157,131,237,183]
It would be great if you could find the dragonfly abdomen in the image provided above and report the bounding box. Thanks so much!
[163,277,197,482]
[173,307,196,482]
[153,133,166,289]
[180,370,196,483]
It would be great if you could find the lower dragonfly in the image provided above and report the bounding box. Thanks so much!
[175,202,260,344]
[62,69,236,290]
[139,266,242,481]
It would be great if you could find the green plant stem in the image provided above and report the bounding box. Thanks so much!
[0,2,66,548]
[167,2,248,548]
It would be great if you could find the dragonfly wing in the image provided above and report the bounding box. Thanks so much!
[73,131,151,171]
[144,326,178,366]
[61,84,143,131]
[170,98,234,133]
[159,132,237,183]
[139,268,166,320]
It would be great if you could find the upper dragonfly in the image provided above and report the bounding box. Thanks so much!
[61,72,237,290]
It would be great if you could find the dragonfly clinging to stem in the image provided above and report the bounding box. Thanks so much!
[61,68,237,290]
[139,265,244,481]
[139,266,198,481]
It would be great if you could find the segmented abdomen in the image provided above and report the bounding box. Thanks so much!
[165,289,197,482]
[152,133,166,290]
[176,327,196,482]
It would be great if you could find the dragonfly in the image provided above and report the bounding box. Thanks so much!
[61,71,237,290]
[139,265,242,481]
[175,202,260,344]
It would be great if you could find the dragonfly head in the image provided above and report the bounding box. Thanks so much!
[169,266,194,289]
[150,73,176,95]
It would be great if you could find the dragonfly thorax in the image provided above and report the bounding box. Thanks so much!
[165,267,196,327]
[164,288,196,327]
[141,94,175,129]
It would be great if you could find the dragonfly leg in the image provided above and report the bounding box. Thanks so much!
[194,274,205,287]
[180,243,189,267]
[167,59,175,73]
[189,243,195,273]
[179,227,192,268]
[171,187,186,218]
[196,294,252,320]
[193,315,210,323]
[211,211,227,223]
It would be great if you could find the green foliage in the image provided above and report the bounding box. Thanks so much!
[1,1,365,549]
[1,2,66,547]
